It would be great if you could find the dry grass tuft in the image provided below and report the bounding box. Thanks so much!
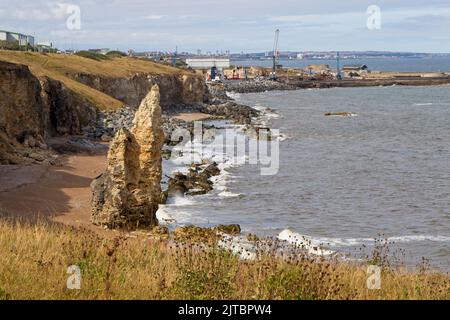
[0,218,448,300]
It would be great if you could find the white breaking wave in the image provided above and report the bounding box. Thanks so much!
[218,234,257,260]
[218,190,242,198]
[413,103,433,106]
[162,124,252,226]
[278,230,335,256]
[252,104,280,120]
[388,235,450,243]
[226,91,241,100]
[156,206,176,225]
[277,230,450,248]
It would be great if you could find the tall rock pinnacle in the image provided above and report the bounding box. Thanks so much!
[91,85,164,229]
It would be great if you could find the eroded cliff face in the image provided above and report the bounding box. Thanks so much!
[0,62,45,163]
[40,77,98,136]
[73,72,206,109]
[91,85,164,229]
[0,61,98,164]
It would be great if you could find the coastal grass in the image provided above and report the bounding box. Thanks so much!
[0,51,188,111]
[0,218,448,300]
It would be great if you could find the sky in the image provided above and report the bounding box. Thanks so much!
[0,0,449,53]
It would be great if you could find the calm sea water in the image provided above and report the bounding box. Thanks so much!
[232,57,450,72]
[161,85,450,271]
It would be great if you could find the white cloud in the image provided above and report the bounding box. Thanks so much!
[143,15,164,20]
[2,1,450,52]
[12,3,73,21]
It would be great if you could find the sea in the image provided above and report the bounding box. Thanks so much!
[159,59,450,271]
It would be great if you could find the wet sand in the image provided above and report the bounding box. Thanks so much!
[173,112,212,122]
[0,153,108,232]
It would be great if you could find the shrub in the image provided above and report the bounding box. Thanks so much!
[75,50,111,61]
[105,51,127,58]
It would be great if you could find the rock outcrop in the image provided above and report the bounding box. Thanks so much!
[74,73,206,109]
[40,77,98,136]
[91,85,164,229]
[168,162,221,197]
[0,61,47,164]
[0,61,98,164]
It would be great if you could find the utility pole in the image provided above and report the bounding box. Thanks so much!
[172,45,178,67]
[336,51,342,80]
[271,29,280,81]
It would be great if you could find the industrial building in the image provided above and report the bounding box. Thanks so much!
[36,41,54,53]
[186,58,230,70]
[186,58,230,81]
[0,30,35,47]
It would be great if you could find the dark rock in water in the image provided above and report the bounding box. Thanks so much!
[162,149,172,160]
[324,112,356,117]
[204,162,221,176]
[167,162,220,197]
[168,172,189,197]
[185,189,209,196]
[201,102,258,125]
[213,224,241,235]
[173,224,242,243]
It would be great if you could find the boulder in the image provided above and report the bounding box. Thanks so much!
[167,162,220,197]
[91,85,164,229]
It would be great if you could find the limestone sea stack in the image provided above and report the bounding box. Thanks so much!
[91,85,164,229]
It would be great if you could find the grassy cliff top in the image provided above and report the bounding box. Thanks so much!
[0,51,188,111]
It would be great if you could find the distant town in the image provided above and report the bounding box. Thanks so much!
[1,28,450,83]
[1,28,449,60]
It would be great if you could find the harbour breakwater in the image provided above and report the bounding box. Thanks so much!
[223,76,450,93]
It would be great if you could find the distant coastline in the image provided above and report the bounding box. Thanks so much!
[231,56,450,73]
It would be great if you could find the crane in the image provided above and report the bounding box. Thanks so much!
[271,29,280,80]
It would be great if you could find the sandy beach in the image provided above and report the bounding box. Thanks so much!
[173,112,212,122]
[0,153,107,232]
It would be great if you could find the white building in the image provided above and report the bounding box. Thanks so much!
[186,58,230,71]
[36,41,53,53]
[0,30,35,47]
[27,35,35,47]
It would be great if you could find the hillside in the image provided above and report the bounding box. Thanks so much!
[0,51,193,111]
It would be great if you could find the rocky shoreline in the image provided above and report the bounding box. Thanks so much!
[83,82,259,142]
[82,80,269,230]
[223,79,296,93]
[0,60,271,240]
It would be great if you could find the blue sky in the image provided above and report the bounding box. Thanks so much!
[0,0,449,53]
